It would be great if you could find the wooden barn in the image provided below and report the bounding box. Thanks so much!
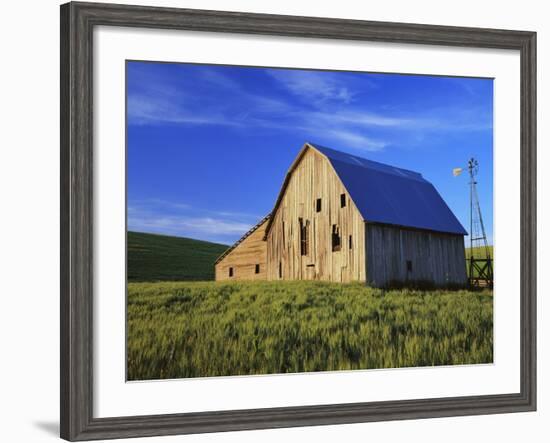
[215,143,467,287]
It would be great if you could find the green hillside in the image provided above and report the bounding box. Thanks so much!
[127,231,229,282]
[465,245,493,260]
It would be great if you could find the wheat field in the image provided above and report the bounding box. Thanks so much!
[127,280,493,380]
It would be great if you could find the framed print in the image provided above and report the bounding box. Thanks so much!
[60,1,536,441]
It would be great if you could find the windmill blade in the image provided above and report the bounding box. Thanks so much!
[453,167,463,177]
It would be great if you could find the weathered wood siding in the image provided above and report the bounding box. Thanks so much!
[266,149,366,282]
[215,219,268,281]
[365,224,467,287]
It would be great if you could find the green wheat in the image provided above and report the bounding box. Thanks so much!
[127,281,493,380]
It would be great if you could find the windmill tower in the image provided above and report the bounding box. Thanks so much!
[453,158,493,288]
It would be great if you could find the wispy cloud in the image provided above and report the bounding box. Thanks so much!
[127,198,263,243]
[130,198,191,210]
[127,93,242,127]
[324,129,388,151]
[127,67,291,127]
[323,110,420,128]
[127,65,492,154]
[134,198,262,220]
[267,70,360,104]
[129,214,251,237]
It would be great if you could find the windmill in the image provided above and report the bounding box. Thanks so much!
[453,158,493,288]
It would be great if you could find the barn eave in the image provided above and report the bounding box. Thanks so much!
[364,220,468,237]
[214,213,271,265]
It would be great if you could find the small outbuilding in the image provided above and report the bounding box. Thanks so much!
[215,143,467,287]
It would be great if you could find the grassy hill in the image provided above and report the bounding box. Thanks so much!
[127,231,229,282]
[465,245,493,259]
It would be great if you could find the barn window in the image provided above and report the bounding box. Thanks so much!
[340,193,346,208]
[349,235,353,250]
[406,260,413,272]
[255,264,260,274]
[332,225,341,252]
[316,198,322,213]
[229,267,234,277]
[299,218,309,256]
[279,262,282,279]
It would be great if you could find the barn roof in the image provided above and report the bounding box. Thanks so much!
[265,143,467,236]
[310,143,467,235]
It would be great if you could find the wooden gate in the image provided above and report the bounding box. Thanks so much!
[469,257,493,288]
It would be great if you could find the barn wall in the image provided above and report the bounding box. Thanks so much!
[365,224,467,287]
[215,219,268,281]
[266,149,366,282]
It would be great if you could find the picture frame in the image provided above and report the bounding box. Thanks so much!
[60,1,536,441]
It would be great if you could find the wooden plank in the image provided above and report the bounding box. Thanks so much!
[266,148,366,282]
[366,224,467,287]
[215,218,269,281]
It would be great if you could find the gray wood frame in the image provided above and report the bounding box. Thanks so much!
[60,2,536,440]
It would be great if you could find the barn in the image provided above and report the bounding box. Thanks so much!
[215,142,467,287]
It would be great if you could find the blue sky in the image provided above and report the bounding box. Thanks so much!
[127,61,493,246]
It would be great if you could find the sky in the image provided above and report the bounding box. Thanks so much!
[127,61,493,246]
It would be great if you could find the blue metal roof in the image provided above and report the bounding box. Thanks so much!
[309,143,467,235]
